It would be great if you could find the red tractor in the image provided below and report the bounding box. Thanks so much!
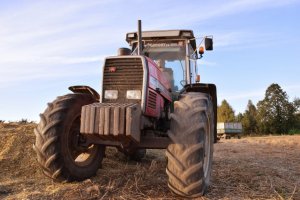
[33,20,217,197]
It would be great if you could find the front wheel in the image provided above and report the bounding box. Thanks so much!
[166,92,214,197]
[33,93,105,182]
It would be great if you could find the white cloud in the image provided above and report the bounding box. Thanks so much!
[220,83,300,102]
[0,54,107,89]
[0,0,299,121]
[0,1,126,88]
[0,54,107,65]
[143,0,298,29]
[0,0,299,89]
[220,89,265,101]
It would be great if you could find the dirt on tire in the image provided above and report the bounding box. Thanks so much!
[33,93,104,182]
[166,92,214,197]
[0,122,300,199]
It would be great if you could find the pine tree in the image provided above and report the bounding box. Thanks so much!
[217,100,235,122]
[293,98,300,130]
[257,83,296,134]
[242,100,258,134]
[236,113,243,122]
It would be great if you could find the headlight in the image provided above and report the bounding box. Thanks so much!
[104,90,118,99]
[126,90,141,99]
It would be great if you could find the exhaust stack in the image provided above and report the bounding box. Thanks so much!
[137,20,143,55]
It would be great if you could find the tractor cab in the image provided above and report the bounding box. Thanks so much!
[126,30,213,93]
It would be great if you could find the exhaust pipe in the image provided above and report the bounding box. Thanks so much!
[137,20,143,55]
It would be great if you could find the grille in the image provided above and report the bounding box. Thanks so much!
[103,57,143,103]
[148,90,156,109]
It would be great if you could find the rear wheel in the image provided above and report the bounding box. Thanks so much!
[33,93,105,182]
[166,92,214,197]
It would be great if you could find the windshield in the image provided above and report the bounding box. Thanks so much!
[143,41,186,92]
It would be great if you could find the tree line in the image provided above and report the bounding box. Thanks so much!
[217,83,300,135]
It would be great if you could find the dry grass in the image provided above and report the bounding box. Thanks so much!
[0,122,299,199]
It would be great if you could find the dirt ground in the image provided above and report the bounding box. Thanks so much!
[0,122,299,200]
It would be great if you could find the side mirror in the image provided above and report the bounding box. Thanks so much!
[205,37,213,51]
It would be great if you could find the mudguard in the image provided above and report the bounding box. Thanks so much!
[69,85,100,101]
[182,83,218,143]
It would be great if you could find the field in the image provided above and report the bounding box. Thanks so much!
[0,122,299,200]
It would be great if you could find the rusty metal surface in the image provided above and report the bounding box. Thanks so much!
[80,103,141,143]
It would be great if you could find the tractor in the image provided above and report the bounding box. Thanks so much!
[33,20,217,198]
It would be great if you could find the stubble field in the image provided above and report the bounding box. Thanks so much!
[0,122,299,199]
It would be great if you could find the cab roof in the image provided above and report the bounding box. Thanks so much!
[126,30,197,50]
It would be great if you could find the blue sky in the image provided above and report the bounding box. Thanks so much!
[0,0,300,121]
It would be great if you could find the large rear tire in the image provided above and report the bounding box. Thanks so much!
[33,93,105,182]
[166,92,214,197]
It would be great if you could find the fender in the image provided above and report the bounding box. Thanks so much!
[68,85,100,101]
[182,83,218,143]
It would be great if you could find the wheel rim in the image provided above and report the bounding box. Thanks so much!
[67,115,99,167]
[203,113,211,179]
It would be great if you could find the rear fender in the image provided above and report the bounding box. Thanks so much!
[69,85,100,101]
[182,83,218,143]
